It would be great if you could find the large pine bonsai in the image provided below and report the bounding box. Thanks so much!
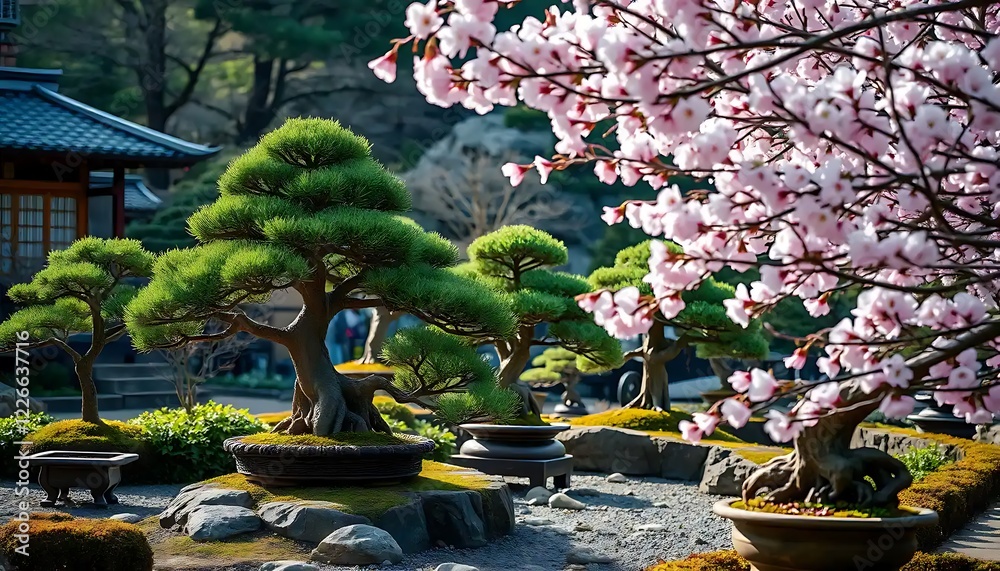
[459,225,623,417]
[126,119,516,436]
[589,241,769,411]
[0,238,154,423]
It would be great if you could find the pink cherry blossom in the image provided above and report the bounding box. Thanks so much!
[601,206,624,226]
[879,395,916,419]
[747,369,779,403]
[368,51,398,83]
[784,348,808,370]
[763,410,803,443]
[501,162,528,187]
[679,420,703,444]
[720,398,752,428]
[728,371,752,393]
[404,1,443,39]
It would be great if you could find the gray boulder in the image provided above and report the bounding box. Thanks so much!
[421,491,487,548]
[185,505,261,541]
[698,447,758,496]
[310,524,403,566]
[259,562,319,571]
[477,481,515,539]
[160,486,254,529]
[557,427,661,474]
[257,501,370,543]
[657,439,711,481]
[374,496,430,554]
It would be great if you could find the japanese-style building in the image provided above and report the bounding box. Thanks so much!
[0,0,220,284]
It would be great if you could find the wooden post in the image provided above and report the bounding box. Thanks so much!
[112,165,125,238]
[78,162,89,238]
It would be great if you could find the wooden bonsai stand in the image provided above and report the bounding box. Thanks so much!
[448,454,573,489]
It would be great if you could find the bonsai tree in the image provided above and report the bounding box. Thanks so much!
[588,241,769,411]
[459,225,623,417]
[0,238,154,424]
[519,347,586,412]
[126,118,517,436]
[381,0,1000,508]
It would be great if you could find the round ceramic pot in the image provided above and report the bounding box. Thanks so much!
[223,435,433,486]
[552,402,589,417]
[713,499,938,571]
[459,424,571,460]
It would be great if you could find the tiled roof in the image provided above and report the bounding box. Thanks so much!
[89,172,163,212]
[0,68,220,162]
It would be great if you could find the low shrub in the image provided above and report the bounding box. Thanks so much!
[893,429,1000,549]
[374,396,417,428]
[413,420,456,461]
[571,408,742,442]
[897,444,953,482]
[129,402,268,482]
[0,512,154,571]
[645,551,1000,571]
[208,371,292,390]
[0,412,53,478]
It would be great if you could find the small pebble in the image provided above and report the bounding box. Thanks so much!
[606,473,627,483]
[636,524,670,532]
[525,486,553,503]
[434,564,480,571]
[566,548,613,564]
[574,524,593,532]
[522,517,554,526]
[548,493,586,510]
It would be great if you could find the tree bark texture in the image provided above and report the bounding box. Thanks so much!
[497,327,543,417]
[359,307,398,364]
[625,327,684,411]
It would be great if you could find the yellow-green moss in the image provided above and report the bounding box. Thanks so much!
[572,409,742,442]
[239,431,417,447]
[203,460,491,521]
[645,551,1000,571]
[256,411,291,425]
[730,447,788,465]
[154,531,309,564]
[22,419,146,453]
[0,512,153,571]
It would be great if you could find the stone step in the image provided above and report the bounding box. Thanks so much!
[92,363,173,381]
[37,394,124,413]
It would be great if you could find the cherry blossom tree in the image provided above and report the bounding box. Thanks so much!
[376,0,1000,507]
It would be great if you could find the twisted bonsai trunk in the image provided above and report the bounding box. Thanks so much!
[498,326,543,417]
[742,384,911,507]
[271,286,391,436]
[625,327,685,411]
[359,307,399,364]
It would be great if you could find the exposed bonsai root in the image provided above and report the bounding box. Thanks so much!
[271,372,395,436]
[742,430,913,508]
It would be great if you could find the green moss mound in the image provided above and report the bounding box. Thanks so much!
[571,409,742,442]
[239,431,417,447]
[204,460,491,521]
[0,512,153,571]
[645,551,1000,571]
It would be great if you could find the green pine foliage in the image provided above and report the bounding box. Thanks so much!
[0,238,155,421]
[463,226,623,395]
[520,347,578,386]
[126,118,518,431]
[589,240,769,361]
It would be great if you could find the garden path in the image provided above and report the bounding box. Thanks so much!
[939,503,1000,560]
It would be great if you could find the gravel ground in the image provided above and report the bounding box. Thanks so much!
[0,473,731,571]
[344,473,732,571]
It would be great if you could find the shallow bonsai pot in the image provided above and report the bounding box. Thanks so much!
[223,435,433,486]
[906,407,978,439]
[460,423,571,443]
[713,498,938,571]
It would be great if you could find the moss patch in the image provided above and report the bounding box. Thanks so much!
[203,460,491,521]
[21,419,156,483]
[238,431,416,447]
[572,409,742,442]
[0,512,154,571]
[645,551,1000,571]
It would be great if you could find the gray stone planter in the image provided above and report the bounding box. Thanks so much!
[459,424,571,459]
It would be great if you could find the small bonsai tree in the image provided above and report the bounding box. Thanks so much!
[0,238,154,424]
[459,225,623,417]
[126,118,517,436]
[519,347,587,412]
[588,241,769,411]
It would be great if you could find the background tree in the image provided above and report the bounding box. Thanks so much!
[126,118,516,436]
[158,304,271,411]
[458,225,623,417]
[520,347,587,413]
[0,239,154,423]
[588,241,769,411]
